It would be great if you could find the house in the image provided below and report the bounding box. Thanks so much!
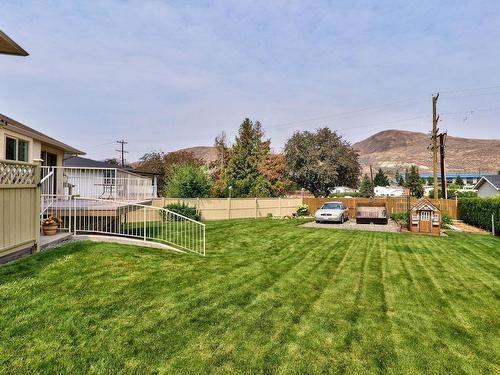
[0,113,84,169]
[374,185,405,197]
[0,30,29,56]
[62,156,158,199]
[331,186,357,194]
[473,175,500,198]
[409,198,440,235]
[420,173,483,186]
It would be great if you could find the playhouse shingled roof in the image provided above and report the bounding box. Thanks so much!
[410,198,440,212]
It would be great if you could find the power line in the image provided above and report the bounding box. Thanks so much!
[272,97,427,129]
[439,84,500,94]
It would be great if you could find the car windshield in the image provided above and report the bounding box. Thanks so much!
[321,203,342,210]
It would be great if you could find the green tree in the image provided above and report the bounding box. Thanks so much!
[283,128,361,197]
[426,176,434,186]
[165,164,212,198]
[359,174,374,197]
[373,168,389,187]
[404,165,425,198]
[223,118,271,197]
[455,175,464,186]
[138,150,203,195]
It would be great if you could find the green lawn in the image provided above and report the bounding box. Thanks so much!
[0,219,499,374]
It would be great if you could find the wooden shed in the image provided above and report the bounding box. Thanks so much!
[409,199,440,235]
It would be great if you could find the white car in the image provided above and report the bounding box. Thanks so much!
[315,201,349,223]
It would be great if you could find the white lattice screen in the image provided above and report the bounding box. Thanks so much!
[0,161,37,185]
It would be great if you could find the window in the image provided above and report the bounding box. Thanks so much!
[5,137,29,162]
[5,137,16,160]
[18,139,29,162]
[321,203,342,210]
[421,211,431,221]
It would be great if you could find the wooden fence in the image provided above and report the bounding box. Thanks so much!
[0,159,41,259]
[304,197,459,219]
[152,197,303,221]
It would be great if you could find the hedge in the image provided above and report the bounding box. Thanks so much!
[163,203,202,222]
[459,197,500,235]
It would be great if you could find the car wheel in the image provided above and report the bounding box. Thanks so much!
[315,220,321,224]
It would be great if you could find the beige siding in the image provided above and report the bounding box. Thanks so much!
[0,159,41,257]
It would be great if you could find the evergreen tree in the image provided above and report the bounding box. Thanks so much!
[359,174,374,197]
[394,170,401,185]
[455,175,464,186]
[373,168,390,187]
[397,175,405,186]
[224,118,271,197]
[404,165,425,198]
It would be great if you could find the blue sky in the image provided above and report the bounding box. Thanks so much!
[2,0,500,161]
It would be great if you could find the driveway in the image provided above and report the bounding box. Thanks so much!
[301,219,400,233]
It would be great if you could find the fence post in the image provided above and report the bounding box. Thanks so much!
[73,198,77,235]
[143,208,147,241]
[492,214,495,236]
[279,197,282,217]
[33,159,42,253]
[228,197,231,220]
[255,198,258,219]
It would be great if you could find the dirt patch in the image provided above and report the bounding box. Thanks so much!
[301,219,400,233]
[448,221,490,234]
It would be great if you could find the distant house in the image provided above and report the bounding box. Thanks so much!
[331,186,356,194]
[63,156,159,199]
[374,186,405,197]
[420,173,483,186]
[473,175,500,198]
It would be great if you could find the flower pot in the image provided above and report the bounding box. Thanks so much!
[42,224,58,236]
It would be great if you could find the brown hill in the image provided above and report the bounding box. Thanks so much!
[352,130,500,174]
[176,146,218,166]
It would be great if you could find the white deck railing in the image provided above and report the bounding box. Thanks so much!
[40,195,205,255]
[41,166,156,201]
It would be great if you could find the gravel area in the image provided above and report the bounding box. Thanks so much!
[301,219,400,233]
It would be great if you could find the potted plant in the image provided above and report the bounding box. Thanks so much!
[42,216,62,236]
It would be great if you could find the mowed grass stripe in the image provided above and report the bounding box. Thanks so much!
[166,232,352,373]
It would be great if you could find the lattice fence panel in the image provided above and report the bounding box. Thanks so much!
[0,161,36,185]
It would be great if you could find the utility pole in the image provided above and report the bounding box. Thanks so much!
[439,132,447,199]
[116,139,128,166]
[432,94,439,204]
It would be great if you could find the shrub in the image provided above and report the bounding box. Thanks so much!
[459,197,500,235]
[428,189,477,199]
[441,212,453,226]
[164,164,212,198]
[164,203,202,221]
[390,212,407,222]
[296,204,309,217]
[329,192,362,197]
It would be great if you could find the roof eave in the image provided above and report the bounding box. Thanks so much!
[0,30,29,56]
[1,121,85,156]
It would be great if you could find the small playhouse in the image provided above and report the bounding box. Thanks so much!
[409,198,441,235]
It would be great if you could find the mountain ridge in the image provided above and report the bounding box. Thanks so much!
[167,130,500,175]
